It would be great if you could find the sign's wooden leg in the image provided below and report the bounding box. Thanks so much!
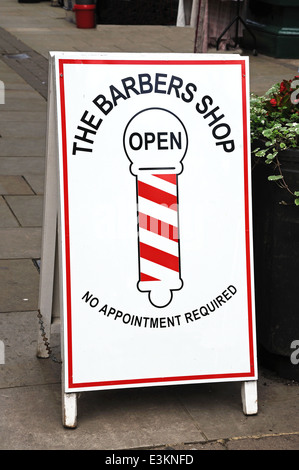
[37,54,58,358]
[62,392,78,428]
[241,380,258,415]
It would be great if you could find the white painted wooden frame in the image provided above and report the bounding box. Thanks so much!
[37,55,59,360]
[37,53,77,428]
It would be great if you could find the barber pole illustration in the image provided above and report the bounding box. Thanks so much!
[123,107,188,307]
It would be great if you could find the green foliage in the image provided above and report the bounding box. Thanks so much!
[250,76,299,205]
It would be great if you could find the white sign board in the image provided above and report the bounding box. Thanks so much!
[47,53,257,396]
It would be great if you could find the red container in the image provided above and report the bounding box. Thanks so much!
[73,4,96,29]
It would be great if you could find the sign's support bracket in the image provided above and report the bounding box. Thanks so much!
[36,54,79,429]
[37,54,59,359]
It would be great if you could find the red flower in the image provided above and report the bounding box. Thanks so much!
[280,82,287,92]
[270,98,277,106]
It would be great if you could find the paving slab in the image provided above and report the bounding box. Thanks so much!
[0,59,29,82]
[0,259,40,312]
[5,195,43,227]
[0,138,45,157]
[0,110,46,122]
[225,433,299,450]
[0,175,34,195]
[248,54,299,96]
[1,56,48,99]
[0,227,41,258]
[0,384,206,450]
[0,156,45,175]
[0,310,60,387]
[1,95,46,112]
[0,120,46,139]
[165,432,299,450]
[177,374,299,441]
[0,71,27,86]
[23,174,44,195]
[167,441,226,450]
[4,88,44,102]
[0,196,18,227]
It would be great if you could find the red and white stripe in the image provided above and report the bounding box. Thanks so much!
[136,173,183,307]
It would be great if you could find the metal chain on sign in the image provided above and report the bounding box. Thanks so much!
[37,310,62,364]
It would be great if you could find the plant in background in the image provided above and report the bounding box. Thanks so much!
[250,76,299,205]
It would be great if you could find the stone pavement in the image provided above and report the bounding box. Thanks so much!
[1,0,299,451]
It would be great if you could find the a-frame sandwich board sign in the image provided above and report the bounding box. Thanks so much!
[38,52,258,428]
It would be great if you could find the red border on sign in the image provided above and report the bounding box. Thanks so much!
[58,58,256,390]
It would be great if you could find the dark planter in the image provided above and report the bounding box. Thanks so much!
[252,147,299,380]
[242,0,299,58]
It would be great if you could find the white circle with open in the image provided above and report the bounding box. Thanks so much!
[123,107,188,176]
